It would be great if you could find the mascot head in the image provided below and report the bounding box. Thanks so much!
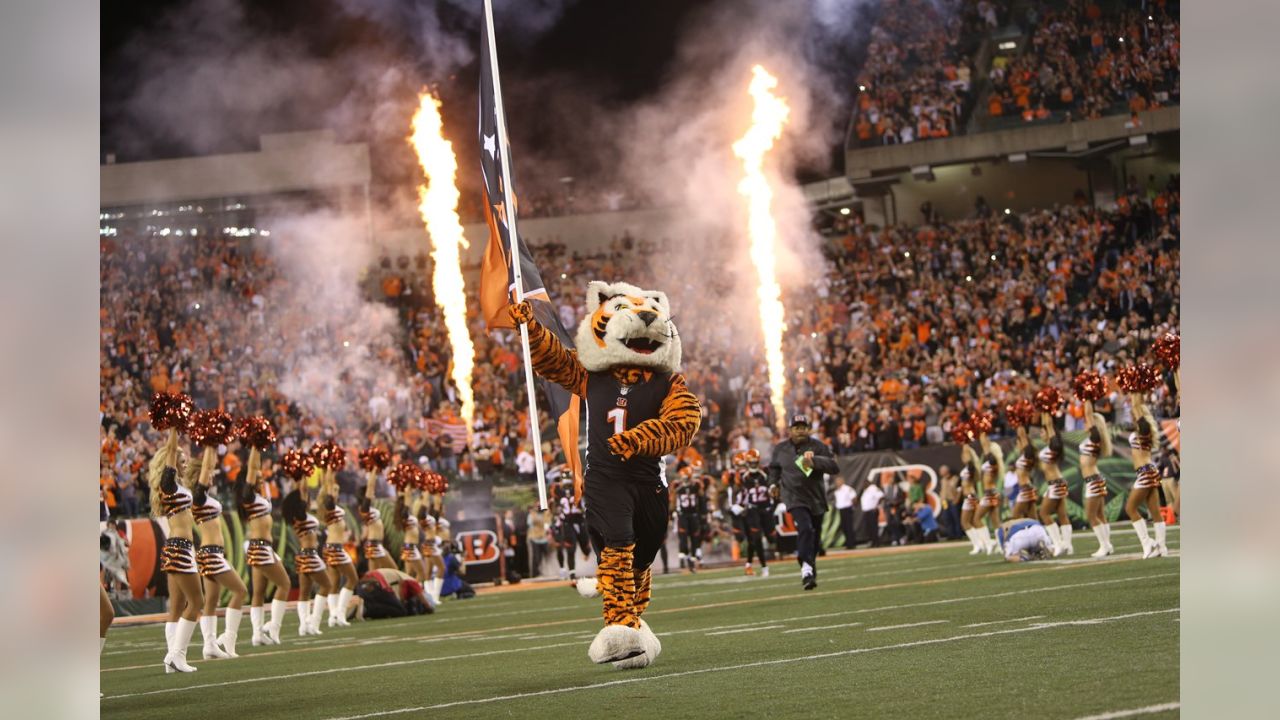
[575,280,682,374]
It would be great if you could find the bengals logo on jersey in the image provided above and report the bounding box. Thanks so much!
[458,530,500,564]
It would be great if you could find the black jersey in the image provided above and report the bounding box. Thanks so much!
[739,469,772,508]
[585,369,673,485]
[675,484,706,515]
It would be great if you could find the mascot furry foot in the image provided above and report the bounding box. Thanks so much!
[576,577,599,598]
[613,619,662,670]
[587,624,644,664]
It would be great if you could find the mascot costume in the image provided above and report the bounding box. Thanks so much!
[510,281,700,670]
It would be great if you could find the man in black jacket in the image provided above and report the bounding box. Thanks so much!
[768,415,841,590]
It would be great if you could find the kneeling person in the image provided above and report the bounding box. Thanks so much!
[998,519,1054,563]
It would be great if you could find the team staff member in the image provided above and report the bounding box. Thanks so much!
[833,477,857,550]
[768,415,840,590]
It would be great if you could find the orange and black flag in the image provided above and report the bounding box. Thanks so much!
[477,0,583,496]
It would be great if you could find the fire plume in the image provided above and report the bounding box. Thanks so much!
[409,91,476,432]
[733,65,791,433]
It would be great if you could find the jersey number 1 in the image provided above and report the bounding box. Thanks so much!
[606,408,627,435]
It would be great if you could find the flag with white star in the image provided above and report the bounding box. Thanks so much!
[477,0,583,493]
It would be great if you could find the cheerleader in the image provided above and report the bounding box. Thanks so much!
[1125,392,1167,559]
[100,488,115,673]
[396,491,429,582]
[237,445,292,645]
[359,480,396,572]
[148,431,203,673]
[958,443,987,555]
[189,447,248,658]
[282,486,330,636]
[320,467,357,626]
[418,507,446,604]
[1035,413,1072,556]
[1011,428,1039,520]
[970,427,1003,555]
[1079,400,1115,557]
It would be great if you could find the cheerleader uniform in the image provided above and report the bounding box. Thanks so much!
[1080,437,1108,498]
[1040,446,1067,500]
[242,492,278,567]
[360,507,390,560]
[323,505,354,566]
[1038,445,1072,555]
[959,466,986,554]
[1014,455,1038,505]
[1130,432,1161,489]
[193,492,232,577]
[400,515,423,563]
[979,460,1001,508]
[158,481,197,575]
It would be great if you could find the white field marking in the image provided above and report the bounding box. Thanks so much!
[315,608,1180,720]
[684,562,961,599]
[1044,549,1180,566]
[961,615,1045,628]
[1070,702,1180,719]
[101,571,1178,673]
[704,624,785,636]
[782,622,863,634]
[101,636,411,672]
[651,551,940,591]
[102,641,585,699]
[866,620,948,632]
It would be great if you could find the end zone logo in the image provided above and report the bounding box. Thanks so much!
[458,530,500,564]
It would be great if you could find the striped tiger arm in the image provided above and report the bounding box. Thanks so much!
[509,302,588,395]
[608,374,701,460]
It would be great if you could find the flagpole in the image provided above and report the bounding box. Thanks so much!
[484,0,550,511]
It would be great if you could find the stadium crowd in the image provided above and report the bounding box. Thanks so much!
[100,173,1179,518]
[986,0,1181,124]
[850,0,988,147]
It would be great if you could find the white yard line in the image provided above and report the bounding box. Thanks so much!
[1071,702,1180,719]
[961,615,1045,628]
[866,620,948,632]
[705,625,785,636]
[313,608,1180,720]
[782,622,863,634]
[102,641,584,698]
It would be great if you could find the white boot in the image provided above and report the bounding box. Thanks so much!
[218,607,242,658]
[163,618,199,673]
[1045,524,1064,557]
[1101,523,1115,555]
[1060,524,1074,555]
[310,595,326,635]
[429,578,444,604]
[965,528,982,555]
[200,615,229,659]
[267,599,287,643]
[164,621,175,653]
[1091,525,1108,557]
[250,605,266,646]
[982,528,998,555]
[613,619,662,670]
[1133,518,1154,558]
[1154,521,1168,556]
[336,588,353,626]
[327,593,340,627]
[296,600,311,637]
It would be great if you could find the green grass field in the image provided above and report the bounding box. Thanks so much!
[101,528,1179,720]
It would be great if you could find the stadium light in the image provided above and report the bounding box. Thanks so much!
[343,340,350,348]
[839,207,851,215]
[998,41,1017,51]
[858,84,866,92]
[904,251,910,258]
[1003,208,1012,215]
[965,275,973,282]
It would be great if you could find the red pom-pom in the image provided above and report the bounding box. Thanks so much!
[187,409,237,448]
[281,448,315,480]
[1116,364,1161,392]
[386,463,418,491]
[234,416,276,451]
[1073,370,1108,401]
[1004,399,1037,428]
[309,440,347,470]
[412,467,431,492]
[148,391,194,431]
[950,418,972,444]
[1152,333,1180,371]
[358,447,392,472]
[433,472,449,495]
[967,411,994,436]
[1033,387,1063,415]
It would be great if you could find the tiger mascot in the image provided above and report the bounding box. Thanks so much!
[509,280,700,670]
